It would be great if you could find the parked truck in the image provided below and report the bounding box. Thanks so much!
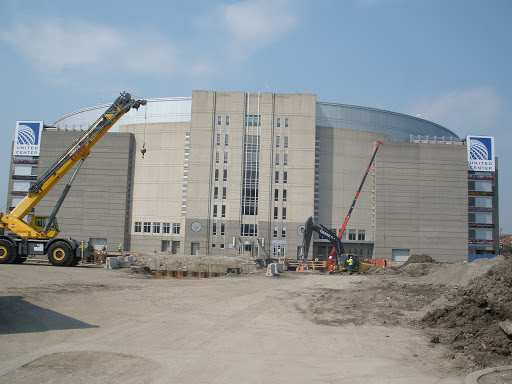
[0,92,146,266]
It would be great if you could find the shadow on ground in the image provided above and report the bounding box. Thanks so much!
[0,296,98,334]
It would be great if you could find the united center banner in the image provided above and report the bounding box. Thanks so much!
[14,121,43,156]
[467,135,495,172]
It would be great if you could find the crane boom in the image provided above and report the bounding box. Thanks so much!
[0,92,146,266]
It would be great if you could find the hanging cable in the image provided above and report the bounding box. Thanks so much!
[140,102,147,159]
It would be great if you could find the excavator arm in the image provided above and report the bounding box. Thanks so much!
[301,216,345,261]
[1,92,147,240]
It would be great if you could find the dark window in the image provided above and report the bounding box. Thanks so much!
[213,205,218,217]
[134,222,141,232]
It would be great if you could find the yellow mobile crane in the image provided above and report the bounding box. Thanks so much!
[0,92,147,266]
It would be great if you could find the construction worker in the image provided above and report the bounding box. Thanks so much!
[118,243,122,253]
[347,255,354,275]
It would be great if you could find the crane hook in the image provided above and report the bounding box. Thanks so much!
[140,143,146,159]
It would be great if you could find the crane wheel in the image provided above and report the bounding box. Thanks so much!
[0,239,17,264]
[47,241,74,267]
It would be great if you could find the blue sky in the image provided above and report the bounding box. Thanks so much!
[1,0,511,232]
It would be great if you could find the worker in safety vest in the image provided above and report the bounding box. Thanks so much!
[119,244,122,253]
[347,255,354,275]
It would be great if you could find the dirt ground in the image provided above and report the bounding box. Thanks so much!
[0,254,511,383]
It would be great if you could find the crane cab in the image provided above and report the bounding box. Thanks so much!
[31,216,60,238]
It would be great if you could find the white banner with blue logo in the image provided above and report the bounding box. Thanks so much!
[14,121,43,156]
[467,135,495,172]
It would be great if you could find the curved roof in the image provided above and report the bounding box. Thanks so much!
[316,102,458,142]
[51,94,458,143]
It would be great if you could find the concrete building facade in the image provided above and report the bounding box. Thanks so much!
[5,90,499,262]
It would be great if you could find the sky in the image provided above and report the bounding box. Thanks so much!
[0,0,511,231]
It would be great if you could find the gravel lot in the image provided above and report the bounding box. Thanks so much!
[0,256,510,383]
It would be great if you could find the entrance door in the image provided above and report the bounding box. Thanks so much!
[392,249,410,262]
[191,243,199,255]
[161,240,170,252]
[172,241,180,255]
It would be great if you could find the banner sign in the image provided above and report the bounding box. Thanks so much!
[467,135,495,172]
[14,121,43,156]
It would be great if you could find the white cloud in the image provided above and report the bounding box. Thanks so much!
[0,18,178,76]
[410,87,504,136]
[221,0,299,60]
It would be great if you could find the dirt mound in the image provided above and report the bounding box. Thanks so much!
[402,254,435,267]
[422,257,512,368]
[133,253,261,275]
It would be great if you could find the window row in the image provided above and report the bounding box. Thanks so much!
[275,171,288,184]
[215,151,228,164]
[275,135,289,148]
[214,186,227,199]
[214,169,228,182]
[273,225,287,238]
[276,118,289,128]
[273,206,287,220]
[217,115,230,126]
[134,221,181,234]
[274,189,287,201]
[275,153,288,166]
[213,204,226,217]
[318,229,366,241]
[212,222,225,236]
[216,133,229,146]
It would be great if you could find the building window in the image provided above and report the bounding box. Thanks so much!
[143,222,151,233]
[273,225,278,238]
[285,118,289,128]
[275,171,279,183]
[215,151,219,163]
[173,223,181,234]
[358,230,366,241]
[274,189,279,201]
[275,153,279,165]
[282,207,287,220]
[222,205,226,217]
[225,133,229,146]
[214,187,218,199]
[216,133,221,146]
[215,169,219,181]
[153,222,161,233]
[222,187,226,199]
[224,151,228,163]
[283,153,288,166]
[245,114,261,126]
[283,171,288,184]
[134,222,142,233]
[282,226,286,238]
[220,243,225,249]
[240,224,258,236]
[284,136,288,148]
[283,189,287,201]
[212,223,217,235]
[277,118,281,128]
[226,116,230,126]
[276,135,280,148]
[274,207,278,219]
[221,223,225,235]
[349,229,356,241]
[212,243,216,248]
[213,205,218,217]
[163,222,170,234]
[223,169,227,182]
[217,116,222,126]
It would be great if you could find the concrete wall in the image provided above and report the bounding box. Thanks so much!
[120,121,190,253]
[313,127,387,259]
[374,142,469,262]
[36,131,134,251]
